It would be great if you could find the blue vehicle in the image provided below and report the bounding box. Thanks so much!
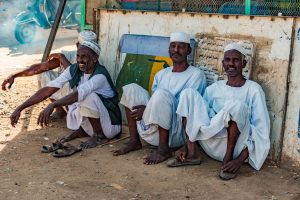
[14,0,80,44]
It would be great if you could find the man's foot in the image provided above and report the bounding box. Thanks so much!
[80,134,109,149]
[144,148,172,165]
[113,141,142,156]
[59,128,87,144]
[221,158,243,174]
[222,152,233,166]
[175,144,188,161]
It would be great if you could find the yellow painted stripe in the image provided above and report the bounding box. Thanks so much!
[148,56,173,94]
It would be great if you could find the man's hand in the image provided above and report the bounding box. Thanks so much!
[10,108,21,127]
[37,104,55,127]
[130,105,146,121]
[2,76,15,91]
[47,53,62,61]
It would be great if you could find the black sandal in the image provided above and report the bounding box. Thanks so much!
[51,145,82,158]
[41,141,63,153]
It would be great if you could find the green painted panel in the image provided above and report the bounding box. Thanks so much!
[116,54,155,97]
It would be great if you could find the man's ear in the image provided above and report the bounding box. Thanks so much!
[92,55,98,63]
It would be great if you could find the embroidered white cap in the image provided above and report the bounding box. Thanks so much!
[224,42,247,56]
[80,41,101,56]
[78,31,97,44]
[170,32,191,44]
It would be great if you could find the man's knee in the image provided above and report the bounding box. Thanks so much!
[180,88,200,100]
[121,83,150,108]
[150,89,173,106]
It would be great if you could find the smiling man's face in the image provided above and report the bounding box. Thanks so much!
[222,50,246,78]
[76,46,98,74]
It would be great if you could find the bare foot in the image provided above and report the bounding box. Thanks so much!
[80,135,108,149]
[59,127,87,144]
[222,153,233,166]
[144,148,171,165]
[113,141,142,156]
[221,159,243,173]
[175,144,188,161]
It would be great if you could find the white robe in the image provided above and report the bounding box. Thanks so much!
[47,66,121,138]
[176,80,270,170]
[120,66,207,147]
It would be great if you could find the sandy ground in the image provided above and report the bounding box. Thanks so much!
[0,28,300,200]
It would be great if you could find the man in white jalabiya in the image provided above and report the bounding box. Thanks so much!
[113,32,207,165]
[2,31,97,118]
[167,42,270,180]
[10,41,122,152]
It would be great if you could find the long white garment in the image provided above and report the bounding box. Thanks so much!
[40,50,77,100]
[176,80,270,170]
[120,83,184,147]
[47,67,121,138]
[120,66,206,147]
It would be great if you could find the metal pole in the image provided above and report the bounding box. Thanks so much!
[42,0,67,62]
[245,0,251,15]
[80,0,86,31]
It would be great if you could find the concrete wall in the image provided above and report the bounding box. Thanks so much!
[95,9,295,162]
[282,18,300,165]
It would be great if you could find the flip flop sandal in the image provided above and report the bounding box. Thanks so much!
[41,141,63,153]
[51,145,82,158]
[166,158,202,167]
[219,171,236,181]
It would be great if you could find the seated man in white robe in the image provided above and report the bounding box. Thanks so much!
[10,41,122,149]
[2,31,97,118]
[113,32,207,165]
[168,42,270,180]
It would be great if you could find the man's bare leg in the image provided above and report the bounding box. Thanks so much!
[113,107,142,156]
[175,117,202,161]
[80,117,108,149]
[144,127,172,165]
[222,121,240,166]
[59,127,88,143]
[220,120,250,177]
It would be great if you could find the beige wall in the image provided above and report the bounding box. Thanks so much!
[282,18,300,165]
[95,9,296,162]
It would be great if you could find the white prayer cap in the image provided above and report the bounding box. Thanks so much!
[78,31,97,44]
[170,32,191,44]
[224,42,247,57]
[80,41,101,56]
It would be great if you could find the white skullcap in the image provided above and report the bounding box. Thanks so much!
[80,41,101,56]
[170,32,191,44]
[224,42,247,56]
[78,31,97,44]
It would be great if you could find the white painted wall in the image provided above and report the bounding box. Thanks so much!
[95,9,295,162]
[282,18,300,165]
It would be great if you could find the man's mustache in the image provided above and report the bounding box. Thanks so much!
[171,53,182,57]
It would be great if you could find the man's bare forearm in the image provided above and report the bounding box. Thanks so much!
[11,59,60,78]
[52,91,79,108]
[16,87,59,111]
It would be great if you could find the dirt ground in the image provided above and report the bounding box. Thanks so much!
[0,33,300,200]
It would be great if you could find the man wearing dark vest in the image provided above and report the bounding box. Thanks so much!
[10,41,122,149]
